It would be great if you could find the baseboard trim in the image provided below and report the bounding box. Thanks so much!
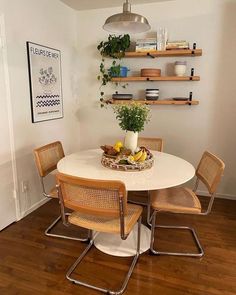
[20,197,50,219]
[197,190,236,200]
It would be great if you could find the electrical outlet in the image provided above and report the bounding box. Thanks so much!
[21,180,29,193]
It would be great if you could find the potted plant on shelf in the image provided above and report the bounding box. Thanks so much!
[113,103,150,153]
[97,34,131,107]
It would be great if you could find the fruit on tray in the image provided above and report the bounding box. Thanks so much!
[101,143,150,165]
[117,148,148,165]
[114,141,123,152]
[138,150,147,162]
[133,149,147,162]
[127,155,135,164]
[100,145,118,156]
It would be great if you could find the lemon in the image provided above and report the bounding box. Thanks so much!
[114,146,120,152]
[115,141,123,148]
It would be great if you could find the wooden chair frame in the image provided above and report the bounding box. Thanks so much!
[56,173,142,295]
[149,151,225,257]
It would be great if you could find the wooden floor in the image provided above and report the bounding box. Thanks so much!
[0,197,236,295]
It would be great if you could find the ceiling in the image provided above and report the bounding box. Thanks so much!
[60,0,172,11]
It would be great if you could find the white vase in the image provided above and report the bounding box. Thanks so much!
[124,130,138,153]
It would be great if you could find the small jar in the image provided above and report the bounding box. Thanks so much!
[174,61,187,76]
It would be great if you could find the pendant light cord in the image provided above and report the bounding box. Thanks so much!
[123,0,131,13]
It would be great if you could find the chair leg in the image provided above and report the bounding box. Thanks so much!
[146,192,153,227]
[45,213,89,242]
[66,218,141,295]
[128,191,152,227]
[150,211,204,257]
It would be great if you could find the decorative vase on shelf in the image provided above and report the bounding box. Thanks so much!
[124,130,138,153]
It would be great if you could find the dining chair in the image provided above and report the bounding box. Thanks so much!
[137,137,163,152]
[34,141,87,241]
[56,173,143,295]
[149,151,225,257]
[129,137,164,224]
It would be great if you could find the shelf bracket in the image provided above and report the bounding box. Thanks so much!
[188,91,193,105]
[190,68,194,80]
[147,52,155,59]
[191,43,197,54]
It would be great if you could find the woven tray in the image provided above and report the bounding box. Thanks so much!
[101,152,154,171]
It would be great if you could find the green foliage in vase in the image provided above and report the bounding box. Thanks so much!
[113,103,150,133]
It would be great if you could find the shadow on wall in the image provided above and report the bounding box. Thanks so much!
[209,0,236,196]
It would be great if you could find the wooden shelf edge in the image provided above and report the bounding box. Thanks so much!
[105,99,199,105]
[125,49,202,58]
[111,76,200,82]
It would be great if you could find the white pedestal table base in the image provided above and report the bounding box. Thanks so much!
[94,224,151,257]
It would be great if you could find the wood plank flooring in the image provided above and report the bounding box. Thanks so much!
[0,197,235,295]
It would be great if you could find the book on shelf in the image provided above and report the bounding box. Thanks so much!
[135,38,157,52]
[166,40,189,50]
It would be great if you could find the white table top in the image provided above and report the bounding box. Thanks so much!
[57,149,195,191]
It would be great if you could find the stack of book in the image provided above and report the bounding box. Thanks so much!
[166,40,189,50]
[135,38,157,52]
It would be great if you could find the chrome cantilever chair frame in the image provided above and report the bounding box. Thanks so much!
[56,174,142,295]
[34,141,88,242]
[149,151,225,257]
[41,175,88,241]
[65,220,141,295]
[149,180,212,257]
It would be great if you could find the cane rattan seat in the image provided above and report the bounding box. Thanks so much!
[149,151,225,257]
[69,203,142,235]
[34,141,87,242]
[151,187,201,214]
[138,137,163,152]
[34,141,64,179]
[34,141,65,199]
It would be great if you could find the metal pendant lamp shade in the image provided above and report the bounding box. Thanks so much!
[103,0,151,34]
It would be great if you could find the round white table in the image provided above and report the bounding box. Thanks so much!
[57,149,195,257]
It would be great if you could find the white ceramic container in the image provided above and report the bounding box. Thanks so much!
[174,61,187,76]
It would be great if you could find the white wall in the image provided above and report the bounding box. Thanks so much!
[0,0,79,218]
[76,0,236,198]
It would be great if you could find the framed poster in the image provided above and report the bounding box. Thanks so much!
[26,42,63,123]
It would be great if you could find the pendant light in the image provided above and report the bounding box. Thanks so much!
[103,0,151,34]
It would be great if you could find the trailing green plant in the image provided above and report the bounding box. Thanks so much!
[97,34,131,107]
[113,103,150,133]
[97,60,121,88]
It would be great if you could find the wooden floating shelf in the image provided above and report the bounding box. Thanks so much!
[124,49,202,58]
[106,99,199,105]
[111,76,200,82]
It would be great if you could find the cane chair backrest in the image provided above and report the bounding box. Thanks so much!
[34,141,64,177]
[196,151,225,195]
[56,173,127,217]
[138,137,163,152]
